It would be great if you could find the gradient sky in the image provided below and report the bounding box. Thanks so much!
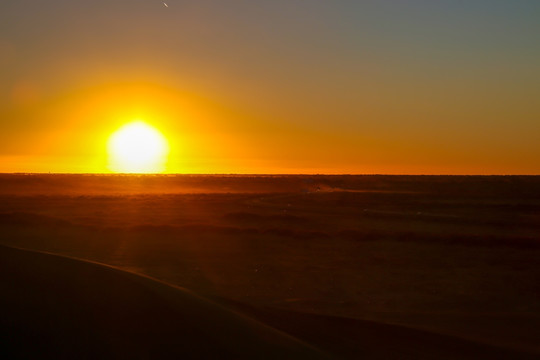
[1,0,539,174]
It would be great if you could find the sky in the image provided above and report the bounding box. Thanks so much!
[0,0,539,174]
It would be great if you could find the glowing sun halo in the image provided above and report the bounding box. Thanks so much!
[108,121,169,173]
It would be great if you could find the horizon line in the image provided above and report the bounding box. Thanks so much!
[1,172,539,177]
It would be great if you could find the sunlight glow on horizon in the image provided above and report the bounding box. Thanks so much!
[1,1,539,174]
[107,121,169,174]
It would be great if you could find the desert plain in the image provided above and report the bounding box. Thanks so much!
[1,174,539,359]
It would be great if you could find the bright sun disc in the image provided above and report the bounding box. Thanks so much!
[108,121,169,173]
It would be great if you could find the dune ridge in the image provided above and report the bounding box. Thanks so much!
[0,244,329,359]
[2,245,539,359]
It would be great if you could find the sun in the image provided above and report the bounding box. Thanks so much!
[108,121,169,173]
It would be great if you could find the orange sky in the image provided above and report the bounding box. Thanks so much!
[1,1,539,174]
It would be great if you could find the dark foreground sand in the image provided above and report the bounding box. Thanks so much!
[1,245,537,359]
[0,245,327,359]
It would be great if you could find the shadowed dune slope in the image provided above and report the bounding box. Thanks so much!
[0,245,328,360]
[219,300,540,360]
[1,245,538,360]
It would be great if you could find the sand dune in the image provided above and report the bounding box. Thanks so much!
[0,245,328,359]
[220,300,540,360]
[2,244,538,359]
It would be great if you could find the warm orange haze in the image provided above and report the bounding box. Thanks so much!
[1,1,539,174]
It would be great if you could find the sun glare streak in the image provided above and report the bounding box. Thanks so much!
[108,121,169,173]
